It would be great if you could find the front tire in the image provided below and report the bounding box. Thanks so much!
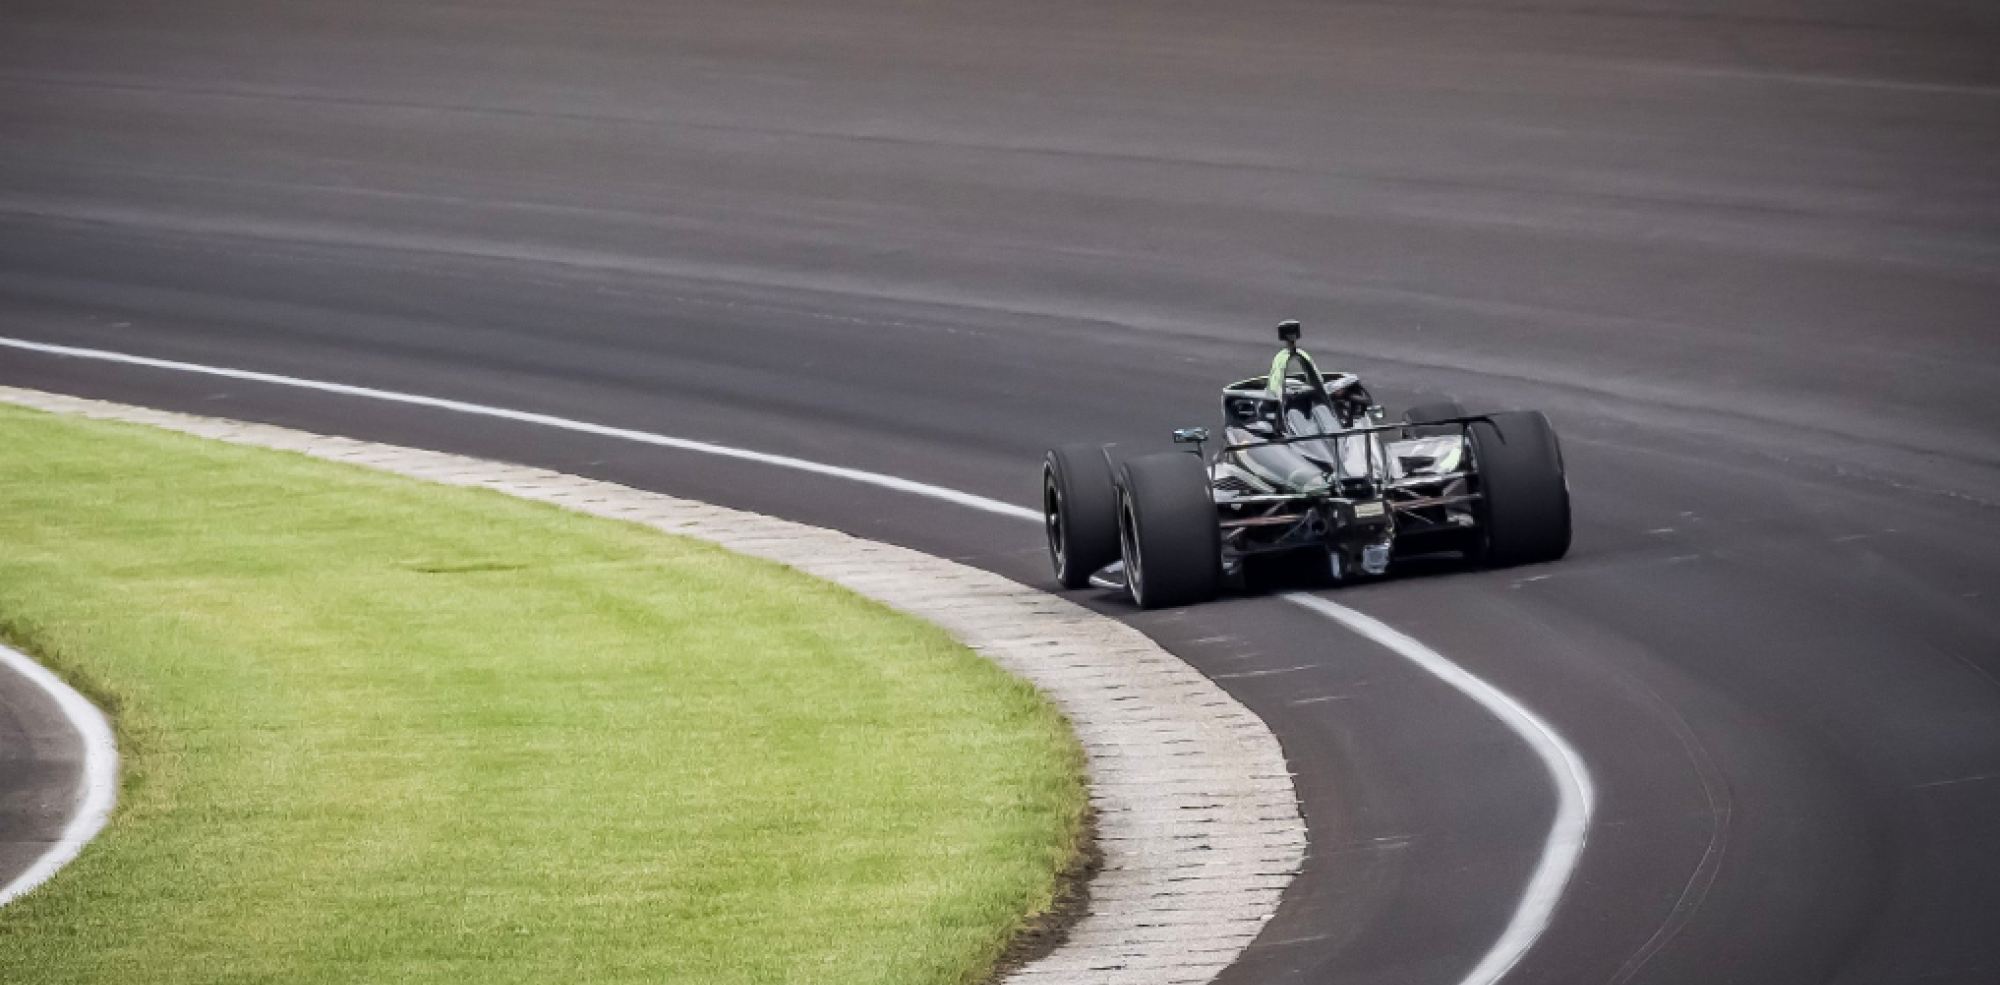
[1044,444,1121,589]
[1468,410,1571,566]
[1116,452,1221,609]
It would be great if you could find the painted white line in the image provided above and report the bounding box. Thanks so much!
[0,337,1037,522]
[0,643,118,908]
[1286,593,1595,985]
[2,337,1596,979]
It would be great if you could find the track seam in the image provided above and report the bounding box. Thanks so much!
[0,385,1305,985]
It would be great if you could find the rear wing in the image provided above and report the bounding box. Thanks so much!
[1220,415,1503,455]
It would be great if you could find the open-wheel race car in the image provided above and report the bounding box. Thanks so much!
[1042,321,1571,608]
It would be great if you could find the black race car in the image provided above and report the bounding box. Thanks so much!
[1042,321,1571,608]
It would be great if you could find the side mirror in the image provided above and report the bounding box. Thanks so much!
[1368,404,1386,422]
[1172,427,1210,445]
[1277,319,1301,344]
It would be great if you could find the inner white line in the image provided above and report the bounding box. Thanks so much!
[0,643,118,908]
[0,337,1037,522]
[1286,593,1594,985]
[3,334,1596,982]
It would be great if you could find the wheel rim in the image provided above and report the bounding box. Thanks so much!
[1043,469,1066,576]
[1118,494,1143,605]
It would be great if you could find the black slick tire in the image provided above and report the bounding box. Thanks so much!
[1468,410,1571,566]
[1115,451,1221,609]
[1044,444,1121,589]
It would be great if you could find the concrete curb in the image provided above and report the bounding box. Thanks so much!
[0,386,1305,984]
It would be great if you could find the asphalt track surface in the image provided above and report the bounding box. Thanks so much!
[2,1,1998,982]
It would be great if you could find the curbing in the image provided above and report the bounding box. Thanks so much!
[0,386,1305,984]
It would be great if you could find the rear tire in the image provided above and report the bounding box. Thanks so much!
[1044,444,1121,589]
[1468,411,1571,566]
[1116,452,1221,608]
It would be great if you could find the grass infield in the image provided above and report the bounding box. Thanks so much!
[0,404,1085,984]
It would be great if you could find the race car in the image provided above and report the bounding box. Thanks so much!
[1042,321,1571,608]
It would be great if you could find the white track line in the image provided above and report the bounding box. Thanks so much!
[0,337,1035,521]
[1,334,1594,981]
[0,644,118,908]
[1286,594,1595,985]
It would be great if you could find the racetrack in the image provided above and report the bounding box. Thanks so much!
[3,1,1999,982]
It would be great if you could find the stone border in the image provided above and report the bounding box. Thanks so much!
[0,386,1305,984]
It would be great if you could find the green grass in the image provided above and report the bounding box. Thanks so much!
[0,405,1085,985]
